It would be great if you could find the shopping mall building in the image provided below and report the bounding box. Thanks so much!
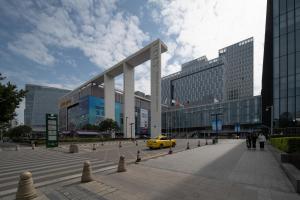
[59,84,152,136]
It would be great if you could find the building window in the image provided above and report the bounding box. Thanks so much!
[274,37,280,58]
[280,14,287,35]
[288,11,295,33]
[280,34,288,56]
[274,58,280,78]
[280,98,288,117]
[296,73,300,95]
[288,75,295,97]
[274,0,280,17]
[280,0,287,15]
[280,77,288,98]
[288,32,295,54]
[274,16,280,37]
[274,78,280,98]
[296,52,300,73]
[288,54,295,75]
[296,8,300,29]
[297,0,300,8]
[287,0,294,11]
[280,55,288,77]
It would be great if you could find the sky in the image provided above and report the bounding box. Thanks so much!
[0,0,267,124]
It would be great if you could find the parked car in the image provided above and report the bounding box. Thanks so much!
[146,135,176,149]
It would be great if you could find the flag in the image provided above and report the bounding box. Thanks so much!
[171,99,176,106]
[214,98,219,103]
[164,98,168,104]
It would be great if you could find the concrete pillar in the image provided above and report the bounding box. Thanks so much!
[123,63,135,138]
[104,74,115,120]
[150,40,162,138]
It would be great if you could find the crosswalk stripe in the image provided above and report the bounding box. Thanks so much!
[0,161,114,190]
[0,159,105,179]
[0,165,117,198]
[0,156,94,172]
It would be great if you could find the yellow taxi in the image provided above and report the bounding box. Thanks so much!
[146,135,176,149]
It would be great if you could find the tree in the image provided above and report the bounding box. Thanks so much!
[8,125,32,139]
[0,73,26,130]
[98,118,119,137]
[82,124,99,131]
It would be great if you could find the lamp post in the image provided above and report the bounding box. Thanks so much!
[265,106,273,136]
[125,116,128,138]
[130,122,134,139]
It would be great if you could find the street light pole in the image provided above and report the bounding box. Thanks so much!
[125,116,128,138]
[266,106,273,136]
[130,122,134,139]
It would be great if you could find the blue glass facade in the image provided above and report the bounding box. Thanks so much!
[67,96,122,130]
[162,96,261,132]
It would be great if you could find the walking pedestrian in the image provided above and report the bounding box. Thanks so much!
[246,133,252,149]
[258,133,266,150]
[251,133,257,149]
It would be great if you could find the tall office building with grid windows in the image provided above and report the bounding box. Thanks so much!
[161,38,254,106]
[262,0,300,128]
[24,84,71,132]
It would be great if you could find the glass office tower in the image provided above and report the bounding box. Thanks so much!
[262,0,300,128]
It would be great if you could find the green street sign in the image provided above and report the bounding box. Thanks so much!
[46,113,58,148]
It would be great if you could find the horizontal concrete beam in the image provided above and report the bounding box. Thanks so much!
[62,39,167,99]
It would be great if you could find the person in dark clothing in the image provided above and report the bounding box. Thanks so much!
[251,133,257,149]
[246,134,252,149]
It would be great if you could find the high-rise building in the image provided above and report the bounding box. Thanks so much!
[262,0,300,128]
[24,84,71,132]
[162,38,253,106]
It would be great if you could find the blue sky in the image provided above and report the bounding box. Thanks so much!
[0,0,267,123]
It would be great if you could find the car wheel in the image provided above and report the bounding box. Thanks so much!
[160,144,163,149]
[172,142,176,147]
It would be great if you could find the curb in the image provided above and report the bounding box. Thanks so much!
[268,144,300,193]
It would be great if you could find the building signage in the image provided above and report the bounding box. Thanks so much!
[211,119,222,132]
[46,113,58,148]
[234,123,241,133]
[140,109,148,128]
[59,99,72,108]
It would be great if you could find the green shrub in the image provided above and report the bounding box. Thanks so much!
[270,137,300,153]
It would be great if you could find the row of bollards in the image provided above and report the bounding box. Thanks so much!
[15,155,128,199]
[68,141,137,152]
[184,140,212,151]
[69,140,144,152]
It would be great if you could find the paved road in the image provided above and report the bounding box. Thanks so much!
[0,148,116,198]
[2,139,298,200]
[57,139,211,163]
[0,138,209,199]
[98,139,300,200]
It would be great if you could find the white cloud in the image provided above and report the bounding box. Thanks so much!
[8,34,55,65]
[149,0,267,95]
[6,0,149,70]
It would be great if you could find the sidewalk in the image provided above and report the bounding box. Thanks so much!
[4,139,299,200]
[94,139,300,200]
